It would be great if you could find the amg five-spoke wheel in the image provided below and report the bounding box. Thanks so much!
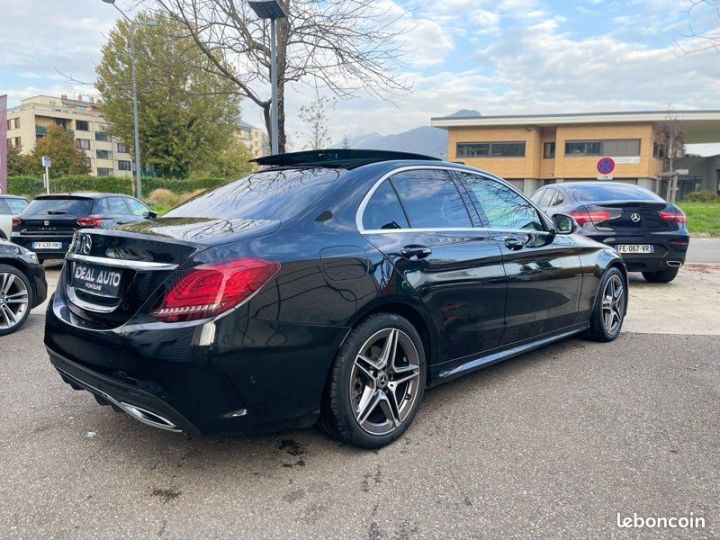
[601,274,625,336]
[585,267,626,342]
[0,268,31,335]
[351,328,421,436]
[323,313,427,448]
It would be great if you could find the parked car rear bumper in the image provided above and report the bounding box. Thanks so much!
[11,233,74,260]
[583,231,689,273]
[45,292,349,436]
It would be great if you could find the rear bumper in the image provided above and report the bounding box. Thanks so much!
[27,261,48,307]
[11,233,73,259]
[583,232,689,273]
[45,294,348,436]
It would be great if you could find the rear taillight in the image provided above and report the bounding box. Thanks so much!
[658,209,687,223]
[570,210,612,225]
[11,217,22,228]
[76,216,103,227]
[151,257,280,322]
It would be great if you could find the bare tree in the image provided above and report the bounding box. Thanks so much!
[678,0,720,54]
[298,95,335,150]
[654,110,687,203]
[152,0,411,153]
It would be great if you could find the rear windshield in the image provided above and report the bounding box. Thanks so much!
[0,198,28,215]
[165,168,341,220]
[24,197,94,215]
[569,184,663,203]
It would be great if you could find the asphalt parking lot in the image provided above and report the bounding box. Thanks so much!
[1,256,719,538]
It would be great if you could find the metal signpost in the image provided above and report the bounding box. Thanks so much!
[248,1,288,155]
[42,156,52,194]
[0,94,7,194]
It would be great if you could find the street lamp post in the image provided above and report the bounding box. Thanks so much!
[101,0,152,198]
[248,1,287,155]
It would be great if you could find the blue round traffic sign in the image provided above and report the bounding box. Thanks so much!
[597,157,615,175]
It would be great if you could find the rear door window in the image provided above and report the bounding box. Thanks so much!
[108,197,130,215]
[390,169,472,228]
[24,198,93,215]
[125,198,150,217]
[362,180,409,230]
[459,173,544,231]
[2,199,28,214]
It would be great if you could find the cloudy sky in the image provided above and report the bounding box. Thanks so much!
[1,0,719,151]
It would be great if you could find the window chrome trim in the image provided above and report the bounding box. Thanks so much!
[355,165,550,235]
[66,253,178,271]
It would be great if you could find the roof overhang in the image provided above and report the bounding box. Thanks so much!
[430,110,720,144]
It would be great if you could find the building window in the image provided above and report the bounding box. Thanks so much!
[97,168,113,177]
[14,137,21,148]
[653,143,665,159]
[7,118,20,130]
[565,138,641,157]
[76,120,89,131]
[76,139,91,150]
[84,157,92,169]
[543,142,556,159]
[602,139,641,157]
[96,149,111,160]
[95,131,108,142]
[117,142,129,154]
[456,141,526,158]
[118,160,132,171]
[565,140,602,156]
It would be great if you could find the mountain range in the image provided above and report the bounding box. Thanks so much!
[337,110,480,158]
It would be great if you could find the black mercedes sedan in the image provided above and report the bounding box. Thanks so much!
[12,193,157,262]
[0,238,47,335]
[531,182,689,283]
[45,150,627,448]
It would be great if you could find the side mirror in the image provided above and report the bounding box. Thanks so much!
[552,213,578,235]
[146,211,158,219]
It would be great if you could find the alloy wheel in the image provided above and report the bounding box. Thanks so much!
[601,274,625,336]
[349,327,421,436]
[0,272,30,331]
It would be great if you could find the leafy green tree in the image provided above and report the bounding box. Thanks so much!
[189,138,254,179]
[96,13,241,178]
[6,144,34,176]
[30,125,90,176]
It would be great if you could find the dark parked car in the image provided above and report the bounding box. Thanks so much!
[531,182,689,283]
[45,150,627,448]
[0,238,47,336]
[12,193,156,262]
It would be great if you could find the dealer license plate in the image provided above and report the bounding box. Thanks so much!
[72,263,123,297]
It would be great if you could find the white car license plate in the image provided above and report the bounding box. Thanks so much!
[32,241,63,250]
[617,244,654,254]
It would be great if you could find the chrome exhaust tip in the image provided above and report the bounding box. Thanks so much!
[667,260,682,268]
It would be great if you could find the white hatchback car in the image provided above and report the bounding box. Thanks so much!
[0,195,29,241]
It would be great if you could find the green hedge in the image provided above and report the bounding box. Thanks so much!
[7,175,229,198]
[681,191,720,203]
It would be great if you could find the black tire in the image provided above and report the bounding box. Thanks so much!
[0,264,34,336]
[642,267,679,283]
[321,313,427,449]
[583,267,626,343]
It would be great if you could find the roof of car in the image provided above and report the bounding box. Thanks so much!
[0,194,27,200]
[551,182,649,190]
[252,149,442,169]
[34,192,132,199]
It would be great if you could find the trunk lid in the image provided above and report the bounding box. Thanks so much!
[583,201,669,231]
[61,217,280,328]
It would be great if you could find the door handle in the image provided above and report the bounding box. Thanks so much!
[400,245,432,259]
[503,237,525,250]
